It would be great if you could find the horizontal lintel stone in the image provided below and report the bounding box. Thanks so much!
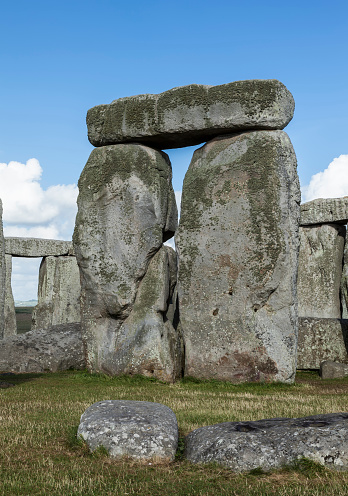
[5,237,74,257]
[87,79,294,149]
[300,197,348,226]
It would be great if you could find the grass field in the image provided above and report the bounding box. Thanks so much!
[1,371,348,495]
[14,307,33,334]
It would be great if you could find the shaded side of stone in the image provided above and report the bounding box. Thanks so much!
[0,201,5,340]
[4,255,16,338]
[176,130,300,383]
[297,317,348,369]
[87,80,294,149]
[298,225,345,319]
[320,360,348,379]
[300,197,348,226]
[78,400,178,461]
[185,413,348,472]
[5,238,73,257]
[341,230,348,318]
[31,255,81,330]
[73,144,180,380]
[0,323,85,373]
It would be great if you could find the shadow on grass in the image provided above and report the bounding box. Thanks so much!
[0,371,46,385]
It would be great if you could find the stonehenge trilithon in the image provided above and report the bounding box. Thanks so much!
[79,79,300,383]
[31,255,81,330]
[73,143,181,381]
[176,130,300,382]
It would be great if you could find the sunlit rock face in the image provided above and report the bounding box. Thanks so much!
[87,80,294,149]
[298,224,345,319]
[176,130,300,383]
[31,255,81,330]
[73,143,182,382]
[0,201,5,340]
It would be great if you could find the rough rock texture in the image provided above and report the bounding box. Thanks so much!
[301,197,348,226]
[320,360,348,379]
[175,130,300,383]
[4,255,16,338]
[87,80,294,149]
[73,144,181,381]
[341,232,348,318]
[0,323,84,373]
[297,318,348,369]
[185,413,348,472]
[0,201,5,340]
[31,256,81,330]
[298,225,345,319]
[5,237,73,257]
[78,400,178,461]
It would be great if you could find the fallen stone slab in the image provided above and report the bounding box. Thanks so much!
[5,237,74,257]
[78,400,178,461]
[185,413,348,472]
[0,323,85,373]
[298,224,345,319]
[320,361,348,379]
[300,197,348,226]
[87,79,294,149]
[297,318,348,369]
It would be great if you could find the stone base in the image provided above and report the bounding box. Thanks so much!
[297,318,348,369]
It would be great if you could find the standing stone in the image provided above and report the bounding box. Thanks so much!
[87,80,294,149]
[73,144,181,381]
[298,225,345,319]
[176,130,300,383]
[4,255,16,338]
[0,201,5,340]
[297,317,348,369]
[31,255,81,330]
[341,231,348,318]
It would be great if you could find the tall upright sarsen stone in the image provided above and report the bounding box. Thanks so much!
[0,200,5,340]
[176,130,300,383]
[73,144,181,381]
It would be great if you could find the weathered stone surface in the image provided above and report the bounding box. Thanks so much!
[297,318,348,369]
[341,231,348,318]
[175,130,300,383]
[298,225,345,319]
[31,256,81,330]
[0,201,5,340]
[185,413,348,472]
[301,197,348,226]
[87,80,294,149]
[78,400,178,461]
[4,255,16,338]
[320,360,348,379]
[5,237,73,257]
[73,144,181,380]
[0,323,84,373]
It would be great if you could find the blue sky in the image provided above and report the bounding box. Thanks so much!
[0,0,347,299]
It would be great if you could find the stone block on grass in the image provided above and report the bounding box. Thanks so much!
[78,400,178,461]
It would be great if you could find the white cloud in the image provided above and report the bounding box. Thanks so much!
[0,158,79,300]
[175,190,182,214]
[302,154,348,203]
[0,159,78,240]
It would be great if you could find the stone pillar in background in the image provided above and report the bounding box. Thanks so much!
[297,224,345,319]
[73,143,182,382]
[31,255,81,330]
[341,232,348,318]
[0,200,5,340]
[176,130,300,383]
[4,254,16,338]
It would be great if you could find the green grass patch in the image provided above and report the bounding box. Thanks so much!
[0,370,348,495]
